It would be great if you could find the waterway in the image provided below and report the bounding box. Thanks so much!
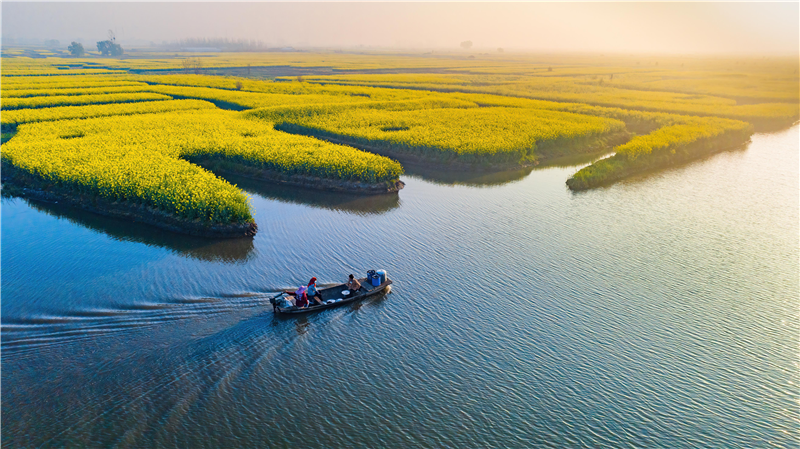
[2,125,797,447]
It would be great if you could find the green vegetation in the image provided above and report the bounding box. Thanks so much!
[68,42,85,57]
[567,117,754,190]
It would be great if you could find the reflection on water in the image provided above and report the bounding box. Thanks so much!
[396,147,612,187]
[222,172,401,215]
[534,149,614,169]
[600,144,751,191]
[403,162,533,187]
[293,315,310,335]
[14,197,255,263]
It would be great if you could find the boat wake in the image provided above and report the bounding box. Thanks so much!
[0,292,282,356]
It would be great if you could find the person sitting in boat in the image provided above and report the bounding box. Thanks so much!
[306,277,324,306]
[294,285,309,308]
[346,274,361,295]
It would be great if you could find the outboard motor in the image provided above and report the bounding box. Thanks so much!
[269,295,278,312]
[269,292,286,313]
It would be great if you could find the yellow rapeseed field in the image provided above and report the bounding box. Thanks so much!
[1,99,216,127]
[2,51,789,225]
[3,110,403,224]
[1,92,172,110]
[271,105,626,164]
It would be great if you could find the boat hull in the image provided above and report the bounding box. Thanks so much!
[276,278,392,315]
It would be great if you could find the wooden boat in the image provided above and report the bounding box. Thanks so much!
[273,277,392,315]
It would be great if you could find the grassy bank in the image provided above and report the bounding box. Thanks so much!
[1,162,257,238]
[566,117,754,190]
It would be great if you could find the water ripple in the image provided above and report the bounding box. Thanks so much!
[2,126,798,448]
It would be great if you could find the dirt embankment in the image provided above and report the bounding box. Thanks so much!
[188,157,405,194]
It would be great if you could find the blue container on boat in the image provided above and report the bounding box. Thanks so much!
[367,270,380,286]
[376,270,387,284]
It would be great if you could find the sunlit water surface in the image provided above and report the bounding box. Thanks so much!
[2,126,798,448]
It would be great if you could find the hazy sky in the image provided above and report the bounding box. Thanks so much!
[2,2,798,54]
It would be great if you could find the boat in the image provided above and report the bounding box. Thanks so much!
[270,272,392,315]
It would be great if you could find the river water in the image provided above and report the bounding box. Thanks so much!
[2,125,798,448]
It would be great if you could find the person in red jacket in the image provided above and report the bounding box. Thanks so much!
[306,277,324,306]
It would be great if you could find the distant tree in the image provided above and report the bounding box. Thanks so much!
[97,29,123,57]
[548,66,553,72]
[460,40,473,50]
[97,40,123,56]
[68,42,85,57]
[497,47,504,53]
[296,75,304,83]
[235,81,244,91]
[609,73,614,80]
[44,39,60,48]
[97,40,112,55]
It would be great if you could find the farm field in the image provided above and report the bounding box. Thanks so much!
[1,51,796,234]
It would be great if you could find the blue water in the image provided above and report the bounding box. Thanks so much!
[2,125,798,447]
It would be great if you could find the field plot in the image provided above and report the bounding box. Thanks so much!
[143,84,368,110]
[603,69,800,103]
[2,110,402,228]
[1,99,216,129]
[1,51,795,234]
[567,117,754,190]
[1,84,153,98]
[290,73,799,129]
[1,92,172,110]
[268,105,626,164]
[0,76,141,90]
